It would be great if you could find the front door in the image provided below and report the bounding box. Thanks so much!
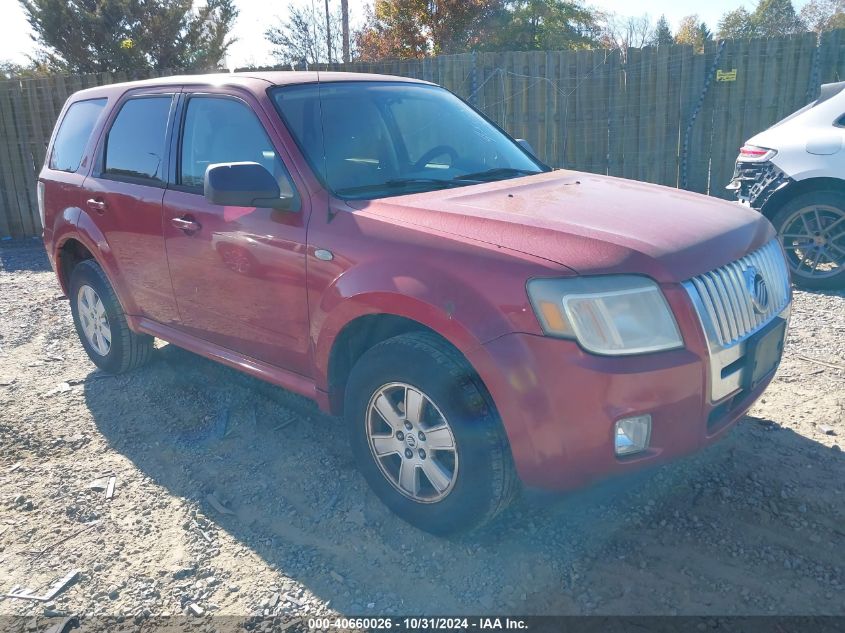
[162,92,311,376]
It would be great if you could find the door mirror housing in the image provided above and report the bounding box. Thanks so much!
[516,138,536,157]
[204,162,298,211]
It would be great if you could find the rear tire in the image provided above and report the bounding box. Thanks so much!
[770,190,845,290]
[69,259,153,374]
[345,331,518,535]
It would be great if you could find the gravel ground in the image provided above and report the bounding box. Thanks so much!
[0,238,843,626]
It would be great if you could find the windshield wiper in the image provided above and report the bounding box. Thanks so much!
[336,178,469,196]
[454,167,542,182]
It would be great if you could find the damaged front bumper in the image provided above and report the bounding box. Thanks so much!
[726,160,791,210]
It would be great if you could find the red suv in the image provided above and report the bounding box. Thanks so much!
[39,72,791,534]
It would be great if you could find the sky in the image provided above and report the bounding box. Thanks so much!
[0,0,811,69]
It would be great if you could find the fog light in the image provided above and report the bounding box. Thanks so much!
[615,415,651,456]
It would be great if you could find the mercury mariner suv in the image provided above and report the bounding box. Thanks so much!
[39,72,791,534]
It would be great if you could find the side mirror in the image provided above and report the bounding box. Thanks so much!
[204,162,297,210]
[516,138,536,157]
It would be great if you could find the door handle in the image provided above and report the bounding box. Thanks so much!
[171,216,201,234]
[86,198,107,212]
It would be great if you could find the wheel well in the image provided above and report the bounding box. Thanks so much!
[327,314,438,416]
[761,177,845,219]
[57,239,94,292]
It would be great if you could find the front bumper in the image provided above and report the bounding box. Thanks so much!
[478,330,780,490]
[727,160,791,209]
[475,272,788,491]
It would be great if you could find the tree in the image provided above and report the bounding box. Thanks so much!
[652,14,673,46]
[600,13,653,51]
[487,0,600,51]
[355,0,502,59]
[19,0,237,73]
[0,60,51,79]
[355,0,599,60]
[674,14,710,51]
[355,0,427,60]
[675,15,698,45]
[266,1,345,66]
[698,21,713,45]
[751,0,805,36]
[718,8,755,40]
[800,0,845,33]
[341,0,350,62]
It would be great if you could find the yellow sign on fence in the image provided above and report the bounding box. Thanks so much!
[716,69,738,82]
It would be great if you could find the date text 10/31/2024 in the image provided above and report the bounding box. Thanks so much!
[307,617,529,630]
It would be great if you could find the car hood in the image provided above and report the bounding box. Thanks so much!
[352,170,775,283]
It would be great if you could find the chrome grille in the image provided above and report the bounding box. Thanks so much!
[684,239,791,348]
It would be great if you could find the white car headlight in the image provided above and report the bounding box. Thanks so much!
[527,275,684,355]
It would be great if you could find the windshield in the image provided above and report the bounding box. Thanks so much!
[270,81,546,200]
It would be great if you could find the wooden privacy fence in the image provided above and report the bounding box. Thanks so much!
[2,30,845,237]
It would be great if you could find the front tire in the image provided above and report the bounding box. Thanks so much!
[345,332,518,535]
[771,190,845,290]
[69,259,153,374]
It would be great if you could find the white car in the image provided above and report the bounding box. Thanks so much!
[728,81,845,290]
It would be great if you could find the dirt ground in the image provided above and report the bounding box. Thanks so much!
[1,238,843,625]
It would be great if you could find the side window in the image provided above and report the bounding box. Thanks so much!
[104,96,172,182]
[179,96,294,197]
[49,98,107,172]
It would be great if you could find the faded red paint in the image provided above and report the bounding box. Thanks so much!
[41,72,780,491]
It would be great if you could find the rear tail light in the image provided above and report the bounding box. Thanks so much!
[738,145,777,162]
[37,181,45,230]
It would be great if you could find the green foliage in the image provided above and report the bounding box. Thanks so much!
[718,8,755,40]
[354,0,600,60]
[675,15,710,51]
[717,0,807,40]
[19,0,238,73]
[652,15,674,46]
[752,0,805,36]
[483,0,601,51]
[0,59,52,79]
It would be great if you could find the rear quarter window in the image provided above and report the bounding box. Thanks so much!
[49,98,107,172]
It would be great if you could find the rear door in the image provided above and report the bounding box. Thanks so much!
[83,88,180,324]
[162,89,311,375]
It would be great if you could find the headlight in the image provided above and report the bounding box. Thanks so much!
[527,275,684,355]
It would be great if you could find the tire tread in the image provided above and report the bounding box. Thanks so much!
[357,330,519,533]
[71,260,153,373]
[771,190,845,291]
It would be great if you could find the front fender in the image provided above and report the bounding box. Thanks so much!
[312,256,517,391]
[310,261,542,476]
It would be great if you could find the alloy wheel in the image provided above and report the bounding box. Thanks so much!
[77,284,112,356]
[365,382,459,503]
[778,204,845,280]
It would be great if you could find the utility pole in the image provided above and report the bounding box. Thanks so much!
[341,0,350,63]
[324,0,333,64]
